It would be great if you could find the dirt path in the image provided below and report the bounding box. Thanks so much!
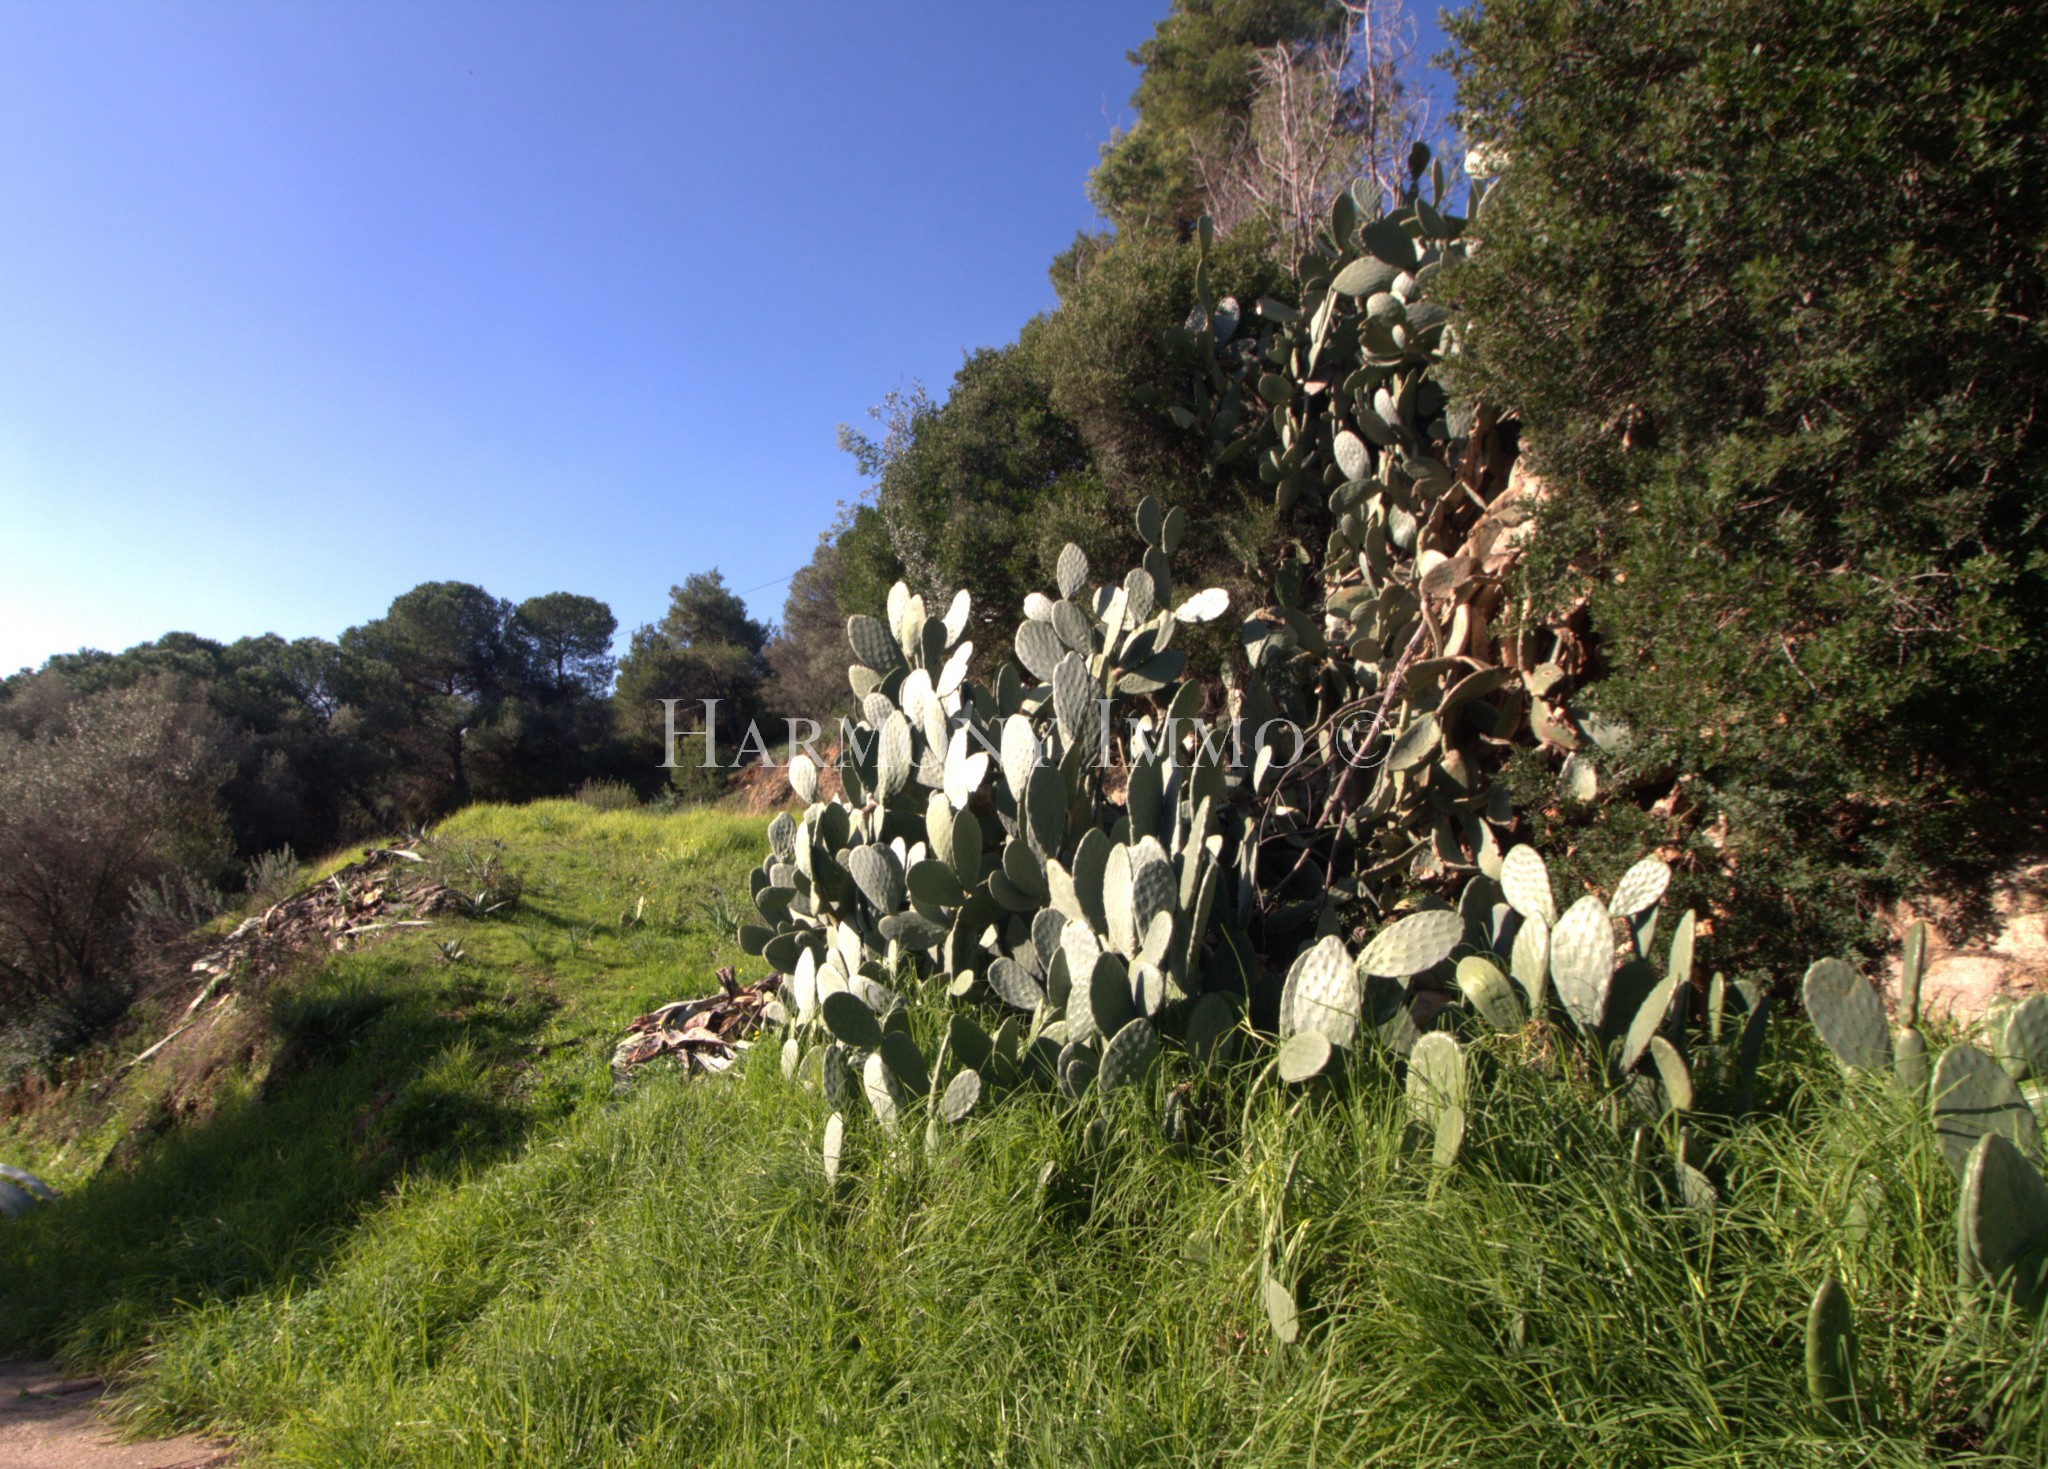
[0,1363,230,1469]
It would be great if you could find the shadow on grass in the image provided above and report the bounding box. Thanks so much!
[0,952,557,1365]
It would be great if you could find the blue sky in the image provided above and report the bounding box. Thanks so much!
[0,2,1453,675]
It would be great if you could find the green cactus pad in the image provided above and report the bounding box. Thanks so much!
[1130,853,1177,935]
[862,1051,902,1134]
[1022,766,1067,857]
[1666,908,1696,990]
[1609,856,1671,917]
[1099,1016,1159,1092]
[1805,1276,1859,1420]
[1932,1044,2044,1179]
[1456,955,1525,1032]
[1135,495,1164,547]
[1895,1026,1929,1096]
[1262,1270,1300,1344]
[1499,845,1557,924]
[822,1111,845,1186]
[1052,598,1092,655]
[1649,1035,1693,1113]
[1014,620,1063,683]
[820,990,883,1050]
[1001,839,1049,902]
[1359,909,1463,978]
[878,910,947,949]
[940,1068,982,1124]
[1277,1029,1333,1083]
[1057,1041,1098,1100]
[1102,843,1136,955]
[788,755,820,804]
[1510,913,1549,1015]
[1407,1032,1467,1168]
[949,808,983,885]
[2000,995,2048,1082]
[1281,935,1359,1045]
[878,712,912,799]
[1081,951,1129,1036]
[986,956,1046,1012]
[821,1043,858,1113]
[844,845,904,916]
[946,1013,994,1075]
[1900,919,1927,1027]
[878,1030,930,1096]
[1549,896,1615,1032]
[1620,971,1680,1074]
[906,859,968,908]
[1186,991,1239,1068]
[1052,652,1099,754]
[1960,1132,2048,1313]
[1803,958,1891,1073]
[1056,543,1089,600]
[846,613,901,672]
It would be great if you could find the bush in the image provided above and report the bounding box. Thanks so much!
[0,679,229,1020]
[1444,0,2048,966]
[572,779,640,813]
[242,845,302,908]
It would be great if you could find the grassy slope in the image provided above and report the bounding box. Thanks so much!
[4,801,2044,1466]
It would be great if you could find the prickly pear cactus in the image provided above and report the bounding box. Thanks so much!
[749,500,1238,1130]
[1163,148,1594,929]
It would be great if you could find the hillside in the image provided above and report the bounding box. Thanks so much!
[2,800,2042,1466]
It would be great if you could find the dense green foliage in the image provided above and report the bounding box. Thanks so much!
[1444,0,2048,961]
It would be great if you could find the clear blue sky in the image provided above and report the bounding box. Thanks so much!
[0,1,1453,675]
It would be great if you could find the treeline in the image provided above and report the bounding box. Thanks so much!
[0,573,793,863]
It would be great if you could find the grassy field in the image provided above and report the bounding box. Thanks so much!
[2,800,2043,1466]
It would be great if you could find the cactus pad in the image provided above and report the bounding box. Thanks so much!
[1550,895,1615,1033]
[940,1068,982,1124]
[1932,1043,2044,1179]
[1805,1276,1858,1420]
[2000,995,2048,1083]
[1359,909,1463,978]
[1281,935,1359,1045]
[1499,844,1556,924]
[823,1111,845,1185]
[1960,1132,2048,1313]
[1455,955,1525,1032]
[1803,958,1891,1073]
[1608,856,1671,917]
[1099,1016,1160,1092]
[821,990,884,1050]
[1278,1029,1333,1083]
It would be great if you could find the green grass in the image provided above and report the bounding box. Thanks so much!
[3,800,2044,1465]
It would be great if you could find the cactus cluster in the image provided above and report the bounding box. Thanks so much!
[1797,931,2048,1317]
[739,499,1239,1153]
[1160,149,1590,934]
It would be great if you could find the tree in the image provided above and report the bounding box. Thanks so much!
[1445,0,2048,959]
[613,571,771,782]
[764,540,856,723]
[1089,0,1350,238]
[510,593,617,700]
[340,582,515,701]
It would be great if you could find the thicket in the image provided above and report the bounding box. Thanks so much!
[0,680,228,1036]
[1443,0,2048,960]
